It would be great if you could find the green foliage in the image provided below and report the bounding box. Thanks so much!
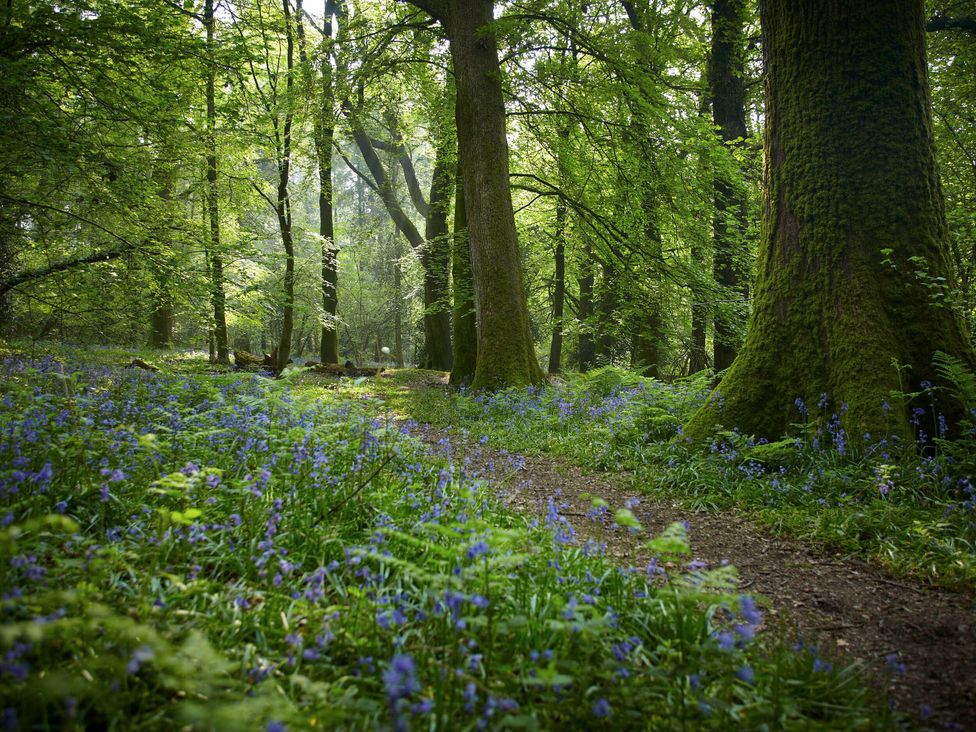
[0,353,892,729]
[398,367,976,591]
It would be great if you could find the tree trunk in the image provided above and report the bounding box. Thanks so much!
[596,261,618,364]
[689,267,709,372]
[297,0,339,364]
[317,14,339,365]
[149,299,173,348]
[577,243,596,371]
[273,0,296,375]
[450,171,477,385]
[548,234,565,374]
[421,138,454,370]
[709,0,749,371]
[685,0,976,443]
[204,0,229,364]
[443,0,543,389]
[393,246,404,368]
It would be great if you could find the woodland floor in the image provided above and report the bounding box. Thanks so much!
[379,378,976,731]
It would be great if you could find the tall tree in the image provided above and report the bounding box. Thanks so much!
[296,0,340,364]
[407,0,543,389]
[685,0,976,442]
[708,0,749,370]
[451,170,477,385]
[204,0,230,364]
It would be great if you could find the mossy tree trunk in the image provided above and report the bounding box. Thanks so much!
[450,172,477,386]
[685,0,976,443]
[709,0,749,371]
[414,0,543,389]
[420,136,454,371]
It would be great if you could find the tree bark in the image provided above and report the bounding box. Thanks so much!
[450,171,477,385]
[297,0,340,364]
[548,232,565,374]
[685,0,976,443]
[709,0,749,371]
[420,136,454,370]
[205,0,229,364]
[577,242,596,371]
[441,0,543,389]
[273,0,296,374]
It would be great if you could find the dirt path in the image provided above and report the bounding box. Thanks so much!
[413,423,976,731]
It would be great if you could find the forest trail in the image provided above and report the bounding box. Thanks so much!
[407,420,976,731]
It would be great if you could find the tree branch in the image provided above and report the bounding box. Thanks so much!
[0,249,128,299]
[401,0,446,22]
[927,15,976,33]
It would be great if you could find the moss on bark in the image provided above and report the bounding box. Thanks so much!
[447,0,543,390]
[450,173,477,386]
[684,0,975,444]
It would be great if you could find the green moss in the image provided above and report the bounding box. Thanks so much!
[684,0,975,447]
[745,439,800,470]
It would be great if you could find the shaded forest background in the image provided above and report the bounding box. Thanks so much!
[0,0,973,377]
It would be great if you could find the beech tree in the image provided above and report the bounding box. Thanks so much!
[685,0,976,442]
[407,0,543,389]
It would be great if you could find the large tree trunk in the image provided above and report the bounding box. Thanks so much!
[709,0,749,371]
[204,0,229,364]
[685,0,975,443]
[450,172,477,385]
[443,0,543,389]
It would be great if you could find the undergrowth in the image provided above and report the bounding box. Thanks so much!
[385,365,976,591]
[0,354,891,729]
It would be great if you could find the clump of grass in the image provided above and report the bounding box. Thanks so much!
[0,354,891,729]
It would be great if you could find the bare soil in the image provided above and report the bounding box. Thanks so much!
[414,423,976,731]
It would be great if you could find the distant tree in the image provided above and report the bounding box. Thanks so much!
[685,0,976,442]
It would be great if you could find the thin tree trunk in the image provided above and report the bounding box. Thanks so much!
[205,0,229,364]
[274,0,296,374]
[421,138,454,370]
[577,242,596,371]
[685,0,976,442]
[450,170,477,385]
[548,212,566,374]
[596,261,618,364]
[297,0,340,364]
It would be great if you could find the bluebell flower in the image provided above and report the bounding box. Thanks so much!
[592,698,611,718]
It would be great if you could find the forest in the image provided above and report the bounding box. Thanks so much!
[1,0,975,729]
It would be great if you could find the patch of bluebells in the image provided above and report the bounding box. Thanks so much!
[0,358,891,729]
